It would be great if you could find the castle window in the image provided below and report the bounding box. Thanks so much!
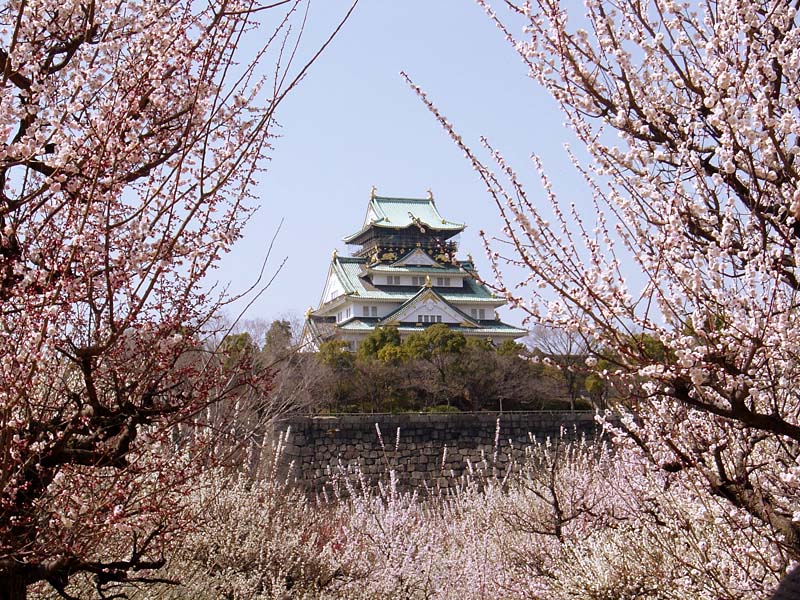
[363,306,369,317]
[435,277,451,287]
[386,275,401,285]
[417,314,442,324]
[412,276,425,286]
[371,306,378,317]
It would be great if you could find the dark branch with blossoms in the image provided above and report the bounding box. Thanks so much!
[409,0,800,583]
[0,0,356,597]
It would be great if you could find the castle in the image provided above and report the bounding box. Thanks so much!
[302,191,525,350]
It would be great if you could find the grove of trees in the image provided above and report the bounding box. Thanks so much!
[314,324,580,413]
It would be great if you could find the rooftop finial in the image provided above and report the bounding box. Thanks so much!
[427,188,434,201]
[370,185,377,199]
[332,248,338,259]
[424,275,432,288]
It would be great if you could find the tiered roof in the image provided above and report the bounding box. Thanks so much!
[304,191,527,347]
[336,320,525,337]
[343,195,464,244]
[322,256,503,306]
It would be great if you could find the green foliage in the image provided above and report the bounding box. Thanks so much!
[219,332,257,369]
[220,332,255,354]
[263,319,292,355]
[496,339,525,357]
[357,326,402,361]
[579,334,670,409]
[423,404,461,413]
[584,373,605,400]
[583,355,615,409]
[403,323,466,360]
[632,333,670,363]
[318,340,354,371]
[465,337,494,353]
[377,344,408,363]
[312,326,581,412]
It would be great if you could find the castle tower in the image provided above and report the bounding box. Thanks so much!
[302,192,526,350]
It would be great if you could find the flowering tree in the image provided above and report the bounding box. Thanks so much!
[408,0,800,585]
[0,0,354,597]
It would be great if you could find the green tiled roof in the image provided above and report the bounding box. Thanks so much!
[333,256,503,305]
[335,319,377,331]
[331,257,358,295]
[344,196,464,243]
[336,318,526,337]
[368,264,462,274]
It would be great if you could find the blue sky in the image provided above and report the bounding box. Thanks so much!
[216,1,584,329]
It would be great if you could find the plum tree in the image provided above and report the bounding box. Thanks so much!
[0,0,355,597]
[408,0,800,586]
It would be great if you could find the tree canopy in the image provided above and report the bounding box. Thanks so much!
[409,0,800,585]
[312,326,575,413]
[0,1,355,597]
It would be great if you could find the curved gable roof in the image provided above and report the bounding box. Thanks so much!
[379,287,479,327]
[344,195,464,243]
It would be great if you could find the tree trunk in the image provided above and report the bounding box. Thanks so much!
[0,574,27,600]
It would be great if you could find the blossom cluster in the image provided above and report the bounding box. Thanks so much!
[32,434,787,599]
[404,0,800,574]
[0,0,346,593]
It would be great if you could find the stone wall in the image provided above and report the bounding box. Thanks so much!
[273,411,599,493]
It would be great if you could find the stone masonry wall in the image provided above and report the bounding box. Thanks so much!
[273,412,599,493]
